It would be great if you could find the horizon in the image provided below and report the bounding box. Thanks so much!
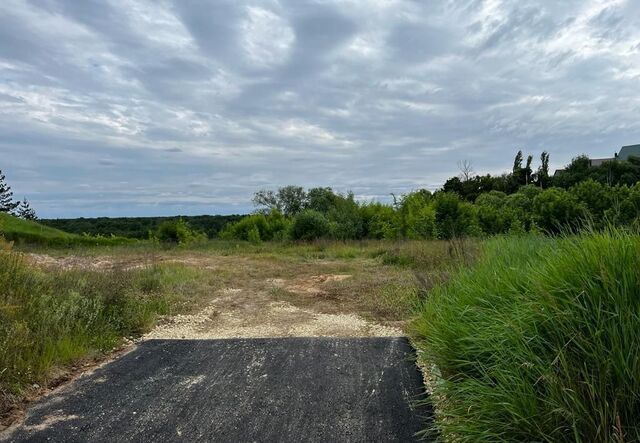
[2,1,640,218]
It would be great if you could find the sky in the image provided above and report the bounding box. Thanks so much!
[1,0,640,218]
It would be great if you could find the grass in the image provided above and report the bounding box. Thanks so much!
[411,230,640,441]
[0,213,134,247]
[0,238,218,422]
[4,213,639,440]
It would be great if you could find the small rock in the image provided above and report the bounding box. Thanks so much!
[32,383,40,389]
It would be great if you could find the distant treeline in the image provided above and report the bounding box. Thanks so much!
[41,215,244,239]
[219,151,640,242]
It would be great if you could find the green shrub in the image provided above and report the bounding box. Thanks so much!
[290,210,331,240]
[412,230,640,441]
[533,187,586,233]
[327,195,364,240]
[360,203,398,239]
[154,219,206,244]
[219,210,289,241]
[247,225,261,244]
[433,192,481,239]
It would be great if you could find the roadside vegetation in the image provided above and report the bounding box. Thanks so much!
[412,229,640,441]
[0,234,219,423]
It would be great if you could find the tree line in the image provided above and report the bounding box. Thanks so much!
[443,150,640,201]
[42,215,244,239]
[221,151,640,242]
[0,169,36,220]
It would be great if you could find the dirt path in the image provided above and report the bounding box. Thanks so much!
[26,252,404,339]
[145,285,401,339]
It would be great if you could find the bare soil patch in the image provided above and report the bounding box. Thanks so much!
[25,251,408,341]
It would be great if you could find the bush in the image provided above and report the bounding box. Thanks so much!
[360,203,397,239]
[533,187,586,233]
[327,195,364,240]
[290,210,331,240]
[154,219,205,244]
[433,192,480,239]
[219,210,289,241]
[412,230,640,441]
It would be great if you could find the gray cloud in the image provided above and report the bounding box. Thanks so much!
[1,0,640,217]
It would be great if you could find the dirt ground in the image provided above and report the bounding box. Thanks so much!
[26,250,413,339]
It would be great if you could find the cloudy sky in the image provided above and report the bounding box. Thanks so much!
[1,0,640,218]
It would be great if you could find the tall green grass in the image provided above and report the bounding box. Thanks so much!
[412,230,640,441]
[0,240,204,419]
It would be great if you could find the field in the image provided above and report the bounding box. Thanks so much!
[1,214,639,440]
[0,214,472,428]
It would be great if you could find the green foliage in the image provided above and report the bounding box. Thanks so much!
[290,210,331,240]
[533,187,586,233]
[219,210,289,241]
[247,225,261,244]
[0,169,19,213]
[252,185,307,216]
[327,193,364,240]
[412,230,640,441]
[397,190,436,239]
[153,219,206,244]
[433,192,480,239]
[0,213,133,247]
[225,177,640,242]
[306,187,338,213]
[41,215,243,239]
[14,198,37,220]
[0,243,199,414]
[360,203,397,239]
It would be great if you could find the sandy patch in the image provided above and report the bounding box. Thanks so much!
[268,274,352,295]
[24,253,222,272]
[145,282,401,339]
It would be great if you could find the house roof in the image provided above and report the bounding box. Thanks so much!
[618,144,640,160]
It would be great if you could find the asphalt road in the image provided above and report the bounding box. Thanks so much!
[4,337,432,442]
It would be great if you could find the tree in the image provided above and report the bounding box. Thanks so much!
[327,192,364,240]
[513,150,523,173]
[0,169,19,213]
[525,155,533,185]
[252,185,308,216]
[458,160,474,182]
[15,198,37,220]
[252,189,280,213]
[537,151,550,188]
[276,185,307,216]
[290,210,331,240]
[306,187,338,213]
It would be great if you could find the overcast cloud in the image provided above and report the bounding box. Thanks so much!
[1,0,640,217]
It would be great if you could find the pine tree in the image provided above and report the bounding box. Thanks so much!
[15,198,37,220]
[0,169,19,213]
